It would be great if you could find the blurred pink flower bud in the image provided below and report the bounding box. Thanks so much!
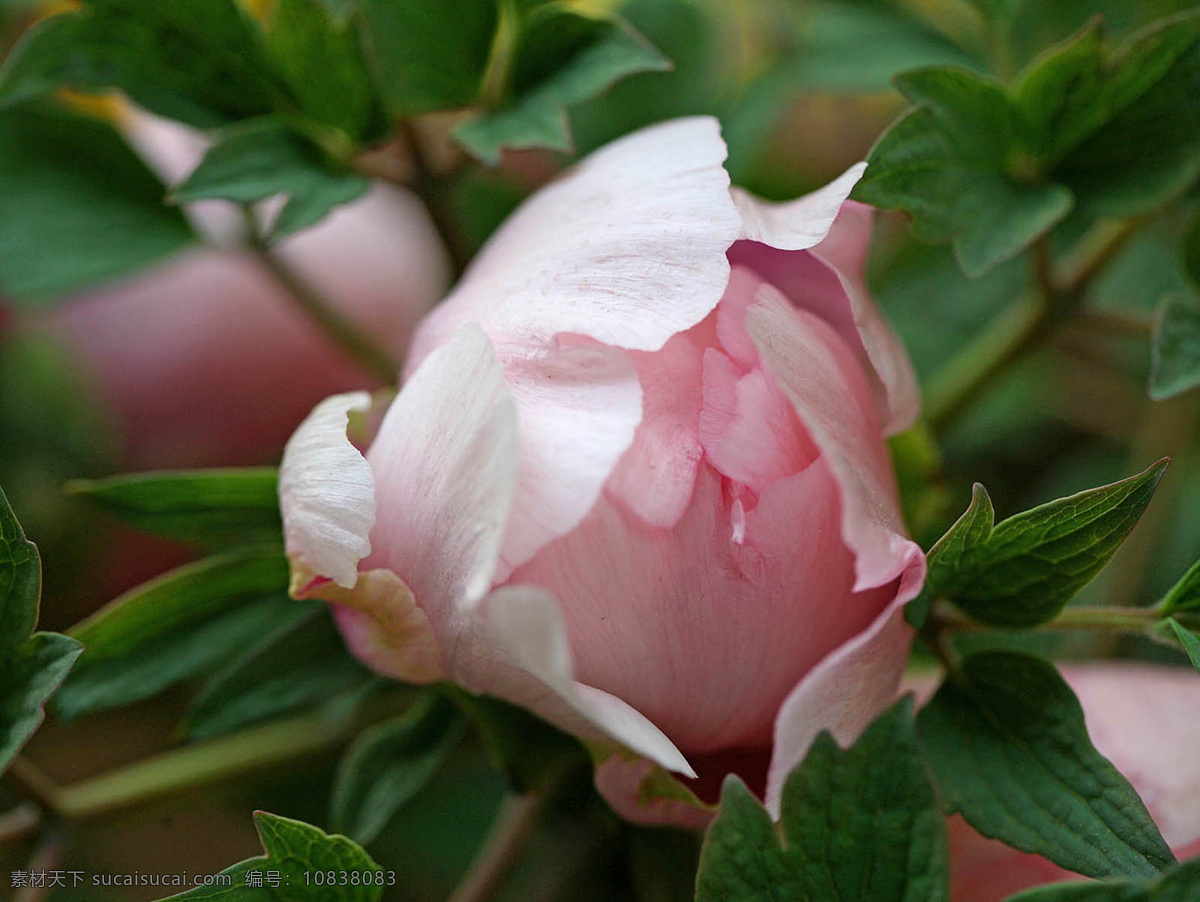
[942,665,1200,900]
[33,112,450,469]
[279,117,925,823]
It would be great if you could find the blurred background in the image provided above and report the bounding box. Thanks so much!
[2,0,1199,898]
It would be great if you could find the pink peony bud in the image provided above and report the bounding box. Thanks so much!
[279,117,925,823]
[28,112,450,469]
[943,665,1200,900]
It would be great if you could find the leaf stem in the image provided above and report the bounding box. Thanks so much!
[448,791,546,902]
[397,121,471,281]
[929,599,1187,634]
[243,208,398,384]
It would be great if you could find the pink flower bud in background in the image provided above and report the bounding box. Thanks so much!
[279,117,925,824]
[943,665,1200,901]
[32,111,450,470]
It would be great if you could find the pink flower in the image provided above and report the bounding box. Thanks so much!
[27,112,450,469]
[279,117,925,823]
[940,665,1200,900]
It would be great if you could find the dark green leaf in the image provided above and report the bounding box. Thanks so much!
[454,18,670,165]
[917,651,1174,878]
[331,692,467,844]
[0,482,39,656]
[0,100,194,303]
[265,0,382,141]
[0,1,285,128]
[1005,856,1200,901]
[1149,292,1200,400]
[355,0,496,116]
[67,468,282,548]
[55,596,308,720]
[893,67,1024,168]
[183,605,376,740]
[162,811,382,901]
[442,686,582,794]
[1182,208,1200,289]
[696,699,948,902]
[927,461,1167,627]
[1164,618,1200,673]
[1160,557,1200,614]
[68,546,288,663]
[171,116,369,238]
[1,632,83,772]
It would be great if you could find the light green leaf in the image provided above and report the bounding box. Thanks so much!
[67,468,282,548]
[331,692,467,844]
[171,117,369,238]
[1160,557,1200,615]
[1149,292,1200,400]
[917,651,1174,879]
[67,546,289,663]
[0,100,194,303]
[0,0,284,128]
[696,699,948,902]
[355,0,497,116]
[1005,856,1200,901]
[926,460,1167,627]
[265,0,382,141]
[1164,618,1200,673]
[454,19,670,165]
[182,606,376,740]
[0,485,83,772]
[162,811,383,901]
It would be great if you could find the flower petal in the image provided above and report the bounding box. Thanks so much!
[593,755,714,830]
[496,339,642,574]
[455,585,694,776]
[408,116,743,360]
[366,325,519,629]
[731,162,866,251]
[279,391,376,590]
[763,570,922,818]
[747,286,916,590]
[307,569,444,683]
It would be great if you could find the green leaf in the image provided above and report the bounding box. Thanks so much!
[1182,208,1200,289]
[54,596,307,720]
[68,546,289,664]
[1164,618,1200,673]
[0,0,285,128]
[1005,856,1200,901]
[330,692,467,844]
[1160,557,1200,615]
[1051,11,1200,216]
[454,18,670,165]
[264,0,382,142]
[926,461,1167,627]
[182,606,376,740]
[917,651,1175,879]
[441,686,582,794]
[0,100,194,303]
[1149,292,1200,400]
[355,0,497,116]
[171,116,369,238]
[67,468,282,548]
[162,811,383,901]
[695,699,948,902]
[0,485,83,772]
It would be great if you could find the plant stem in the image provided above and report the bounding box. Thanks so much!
[398,121,471,281]
[4,709,354,821]
[0,802,41,846]
[929,599,1184,634]
[448,792,545,902]
[243,209,398,384]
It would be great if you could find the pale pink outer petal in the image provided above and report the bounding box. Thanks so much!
[365,326,519,628]
[593,756,714,831]
[747,286,916,590]
[407,116,743,361]
[495,341,642,575]
[279,391,376,589]
[731,163,866,251]
[316,569,444,683]
[454,586,694,776]
[763,570,923,818]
